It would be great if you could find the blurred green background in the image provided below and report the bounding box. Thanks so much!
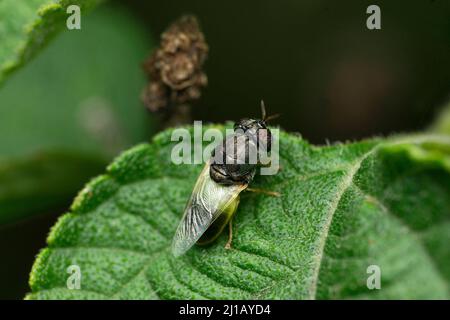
[0,0,449,299]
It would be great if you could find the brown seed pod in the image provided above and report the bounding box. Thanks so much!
[142,15,208,114]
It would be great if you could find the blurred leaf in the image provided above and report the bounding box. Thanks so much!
[0,4,154,223]
[0,4,153,157]
[0,151,105,225]
[0,0,104,84]
[27,125,450,299]
[430,101,450,135]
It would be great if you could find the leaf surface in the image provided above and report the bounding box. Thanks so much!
[27,126,450,299]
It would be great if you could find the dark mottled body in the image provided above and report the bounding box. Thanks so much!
[210,119,271,185]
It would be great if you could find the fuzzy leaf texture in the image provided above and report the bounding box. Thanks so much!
[27,125,450,299]
[0,0,104,85]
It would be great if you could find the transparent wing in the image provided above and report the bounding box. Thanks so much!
[171,162,246,257]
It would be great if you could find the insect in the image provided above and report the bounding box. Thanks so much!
[172,101,279,257]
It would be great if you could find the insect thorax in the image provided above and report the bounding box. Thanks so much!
[209,131,259,185]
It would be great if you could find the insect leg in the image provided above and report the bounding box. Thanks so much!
[246,187,281,197]
[224,220,233,250]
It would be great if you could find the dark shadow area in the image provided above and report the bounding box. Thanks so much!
[128,0,450,143]
[0,211,62,299]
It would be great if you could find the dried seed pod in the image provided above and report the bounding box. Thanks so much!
[142,15,208,114]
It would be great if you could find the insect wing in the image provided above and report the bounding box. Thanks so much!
[172,163,246,257]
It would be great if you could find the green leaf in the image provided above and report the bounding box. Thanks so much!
[0,0,104,85]
[0,4,153,223]
[27,125,450,299]
[0,151,106,225]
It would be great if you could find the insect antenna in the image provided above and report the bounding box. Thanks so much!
[260,100,280,122]
[260,100,267,120]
